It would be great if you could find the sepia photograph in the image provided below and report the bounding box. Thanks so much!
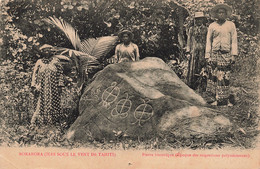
[0,0,259,168]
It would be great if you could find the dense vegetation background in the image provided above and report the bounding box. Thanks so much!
[0,0,259,149]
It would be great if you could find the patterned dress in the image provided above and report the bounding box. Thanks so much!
[186,25,208,91]
[31,57,65,125]
[205,20,238,105]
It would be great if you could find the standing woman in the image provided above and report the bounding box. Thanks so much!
[115,30,140,63]
[186,12,208,91]
[30,47,71,126]
[205,4,238,106]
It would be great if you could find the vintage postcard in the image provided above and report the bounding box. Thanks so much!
[0,0,259,168]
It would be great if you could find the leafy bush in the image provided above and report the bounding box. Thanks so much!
[2,0,189,65]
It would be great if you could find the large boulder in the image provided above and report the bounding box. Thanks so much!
[67,57,231,141]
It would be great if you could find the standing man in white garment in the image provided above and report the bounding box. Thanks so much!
[205,4,238,106]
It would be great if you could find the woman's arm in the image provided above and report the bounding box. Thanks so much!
[134,44,140,61]
[31,59,42,89]
[205,24,213,59]
[115,44,120,63]
[186,27,192,53]
[230,22,238,56]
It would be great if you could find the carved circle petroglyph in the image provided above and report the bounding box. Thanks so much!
[101,82,120,108]
[111,93,132,118]
[133,100,154,126]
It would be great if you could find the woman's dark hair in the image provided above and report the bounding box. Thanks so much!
[118,30,134,40]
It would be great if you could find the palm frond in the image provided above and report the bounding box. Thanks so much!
[39,44,97,61]
[40,43,100,92]
[80,38,98,54]
[53,55,72,62]
[75,52,101,92]
[44,16,81,50]
[81,36,118,59]
[39,44,53,50]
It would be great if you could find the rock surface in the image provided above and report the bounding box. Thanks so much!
[67,57,231,141]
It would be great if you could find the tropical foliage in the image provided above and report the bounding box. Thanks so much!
[0,0,259,148]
